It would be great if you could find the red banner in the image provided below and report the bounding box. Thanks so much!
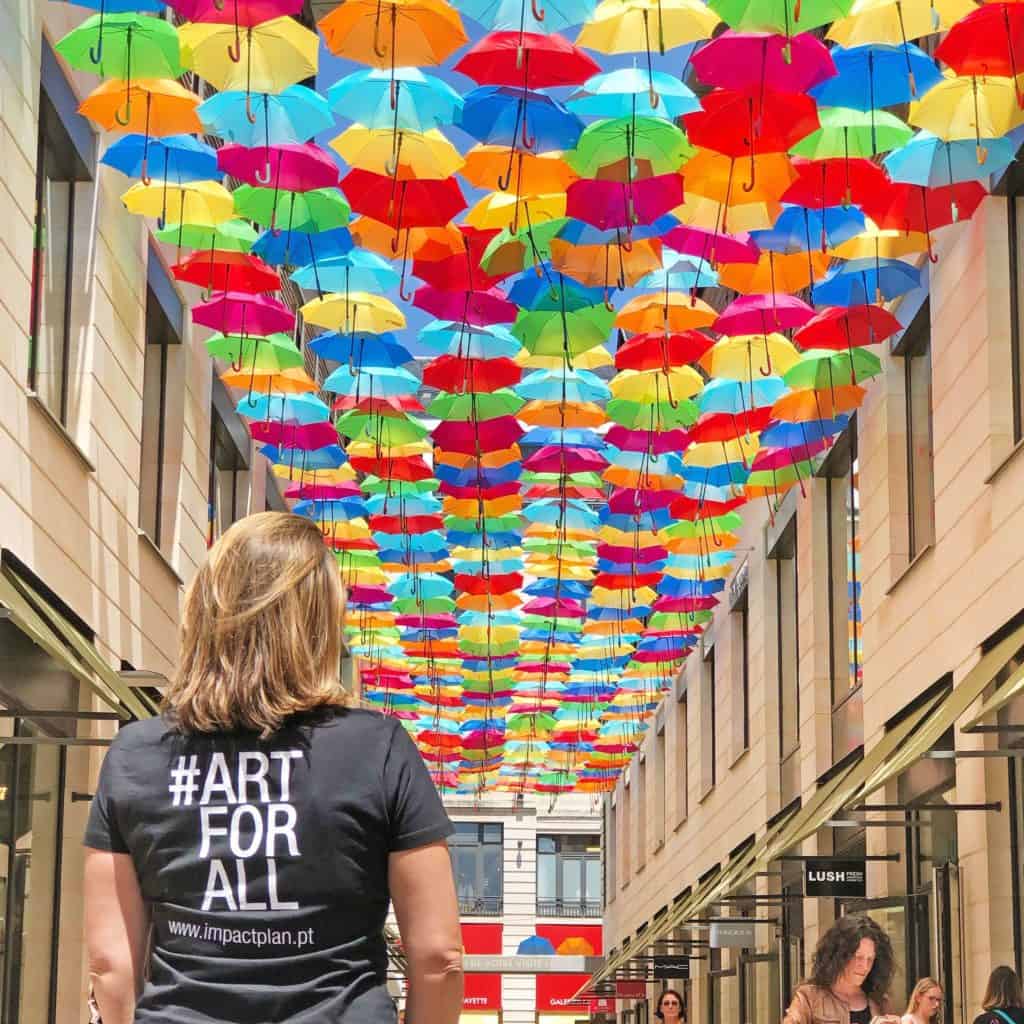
[462,923,502,1010]
[534,923,603,955]
[615,980,647,997]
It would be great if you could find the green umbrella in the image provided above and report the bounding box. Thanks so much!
[362,477,436,495]
[708,0,853,34]
[156,219,257,253]
[205,332,303,372]
[606,397,699,429]
[332,549,383,569]
[520,471,605,488]
[480,218,569,275]
[392,597,457,614]
[567,116,693,177]
[56,13,181,80]
[647,610,713,631]
[232,185,351,233]
[444,514,523,533]
[662,512,745,538]
[428,391,524,420]
[790,106,913,159]
[512,305,615,358]
[523,538,597,557]
[747,460,817,489]
[783,348,883,389]
[343,414,431,446]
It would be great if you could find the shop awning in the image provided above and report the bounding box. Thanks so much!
[861,618,1024,795]
[958,627,1024,734]
[0,568,155,721]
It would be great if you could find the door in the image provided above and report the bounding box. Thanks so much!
[932,863,965,1024]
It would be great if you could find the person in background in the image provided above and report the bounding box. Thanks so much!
[83,512,464,1024]
[783,914,901,1024]
[903,978,943,1024]
[973,966,1024,1024]
[656,988,686,1023]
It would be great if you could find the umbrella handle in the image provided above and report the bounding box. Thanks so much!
[89,37,103,67]
[227,26,242,62]
[245,91,257,124]
[255,159,273,185]
[141,156,151,187]
[603,287,615,312]
[531,0,546,20]
[213,0,225,8]
[114,92,132,127]
[373,8,388,58]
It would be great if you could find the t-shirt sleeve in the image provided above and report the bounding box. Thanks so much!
[83,738,130,853]
[383,720,454,852]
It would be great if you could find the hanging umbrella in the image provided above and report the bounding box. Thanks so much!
[217,142,340,191]
[794,304,902,349]
[828,0,984,48]
[862,183,986,258]
[454,0,597,32]
[310,331,411,366]
[79,76,201,137]
[172,250,280,294]
[331,126,463,178]
[56,12,181,78]
[615,329,713,370]
[156,218,257,252]
[206,331,303,371]
[708,0,854,34]
[936,4,1024,92]
[883,131,1017,186]
[194,291,296,335]
[413,286,517,324]
[253,225,353,266]
[682,149,797,224]
[790,105,913,158]
[454,30,600,88]
[290,250,400,294]
[459,86,583,153]
[715,293,815,335]
[101,133,218,185]
[701,333,802,378]
[122,179,235,226]
[221,366,317,394]
[909,74,1024,155]
[302,291,406,333]
[198,86,333,146]
[232,184,351,233]
[566,173,684,230]
[809,42,942,109]
[750,204,865,253]
[783,347,883,388]
[463,148,575,196]
[772,384,865,421]
[342,169,467,236]
[811,256,921,304]
[550,236,662,288]
[691,29,835,93]
[780,155,891,209]
[568,67,700,120]
[718,249,829,294]
[567,116,692,177]
[239,393,331,423]
[53,0,165,70]
[328,66,463,131]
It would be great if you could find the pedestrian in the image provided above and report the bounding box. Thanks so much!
[783,914,901,1024]
[83,512,464,1024]
[656,988,686,1022]
[903,978,943,1024]
[973,966,1024,1024]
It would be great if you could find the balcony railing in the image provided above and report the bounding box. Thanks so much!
[536,898,602,918]
[458,896,503,916]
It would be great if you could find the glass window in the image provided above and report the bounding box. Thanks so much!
[701,646,716,794]
[1007,195,1024,443]
[653,720,666,848]
[731,588,750,756]
[774,522,799,758]
[448,822,503,914]
[675,694,688,825]
[208,404,250,547]
[536,834,602,917]
[28,87,91,425]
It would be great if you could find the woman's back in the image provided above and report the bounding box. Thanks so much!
[85,707,452,1024]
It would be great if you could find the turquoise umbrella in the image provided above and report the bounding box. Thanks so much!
[198,86,333,146]
[290,250,400,295]
[883,131,1017,187]
[568,66,701,121]
[328,67,463,132]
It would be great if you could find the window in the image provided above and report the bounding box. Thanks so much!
[605,798,616,905]
[653,716,666,850]
[896,300,935,561]
[537,834,601,917]
[636,755,647,870]
[731,585,750,757]
[1007,191,1024,443]
[449,822,503,914]
[675,693,688,825]
[772,520,799,801]
[700,645,716,796]
[28,50,94,426]
[139,250,184,553]
[620,780,632,882]
[208,380,251,546]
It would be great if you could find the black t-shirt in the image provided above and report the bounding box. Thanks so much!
[85,708,453,1024]
[849,1009,871,1024]
[974,1010,1024,1024]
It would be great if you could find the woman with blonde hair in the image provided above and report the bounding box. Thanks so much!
[973,966,1024,1024]
[84,512,463,1024]
[903,978,943,1024]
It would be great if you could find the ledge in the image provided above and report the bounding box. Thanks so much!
[985,436,1024,487]
[137,529,185,586]
[885,542,934,596]
[25,391,96,473]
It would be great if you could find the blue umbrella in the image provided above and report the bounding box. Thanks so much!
[328,68,463,132]
[418,320,521,357]
[101,134,217,183]
[309,331,411,367]
[294,498,369,521]
[459,87,583,153]
[522,427,604,447]
[636,251,720,291]
[812,257,921,305]
[290,250,400,295]
[751,205,866,254]
[759,416,850,448]
[699,377,787,414]
[508,266,605,310]
[197,86,332,146]
[454,0,596,31]
[240,393,330,424]
[258,443,346,469]
[568,67,701,121]
[323,365,420,396]
[883,131,1017,186]
[253,226,353,267]
[809,43,943,111]
[516,368,611,404]
[556,214,679,246]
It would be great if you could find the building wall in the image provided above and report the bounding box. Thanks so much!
[603,194,1024,1024]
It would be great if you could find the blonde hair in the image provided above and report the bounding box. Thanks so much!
[906,978,942,1022]
[165,512,349,737]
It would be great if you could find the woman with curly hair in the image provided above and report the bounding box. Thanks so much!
[783,914,901,1024]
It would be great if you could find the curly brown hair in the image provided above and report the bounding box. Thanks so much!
[807,914,895,1003]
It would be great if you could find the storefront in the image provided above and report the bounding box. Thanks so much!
[462,923,503,1024]
[534,924,603,1024]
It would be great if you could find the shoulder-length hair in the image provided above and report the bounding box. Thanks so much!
[164,512,349,737]
[807,913,895,1003]
[906,977,942,1022]
[983,966,1024,1009]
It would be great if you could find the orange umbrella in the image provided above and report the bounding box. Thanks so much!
[771,385,866,422]
[682,149,797,226]
[615,292,717,333]
[79,77,202,135]
[718,250,830,294]
[219,367,318,394]
[462,147,577,194]
[550,237,661,289]
[518,400,608,427]
[557,937,596,955]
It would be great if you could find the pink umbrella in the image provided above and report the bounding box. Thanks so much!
[607,489,679,513]
[284,480,364,500]
[192,291,295,335]
[348,584,394,604]
[751,438,830,469]
[606,425,691,454]
[713,293,815,336]
[522,597,586,618]
[523,446,609,473]
[168,0,303,25]
[690,31,836,94]
[432,416,523,452]
[413,285,517,325]
[217,143,340,192]
[663,225,760,265]
[566,174,685,231]
[395,614,458,629]
[654,595,720,612]
[250,420,339,448]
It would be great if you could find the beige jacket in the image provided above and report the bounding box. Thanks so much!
[783,984,892,1024]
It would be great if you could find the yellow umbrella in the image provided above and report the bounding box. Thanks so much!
[578,0,720,54]
[330,126,463,179]
[301,291,406,332]
[517,347,614,370]
[122,180,235,225]
[609,366,704,402]
[219,367,317,394]
[684,435,760,467]
[673,194,782,233]
[909,74,1024,144]
[465,192,567,231]
[550,237,662,288]
[700,333,802,379]
[831,218,928,259]
[180,18,319,96]
[463,147,577,194]
[828,0,976,46]
[615,292,717,332]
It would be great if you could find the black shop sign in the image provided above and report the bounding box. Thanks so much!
[653,955,691,980]
[804,858,867,898]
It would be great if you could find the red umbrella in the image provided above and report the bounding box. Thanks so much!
[371,514,445,532]
[689,30,836,94]
[794,304,903,350]
[454,31,600,88]
[412,285,517,325]
[864,182,987,255]
[439,480,521,498]
[349,454,434,480]
[192,291,295,335]
[566,173,685,231]
[217,142,340,192]
[614,330,713,371]
[332,393,425,413]
[172,250,280,294]
[689,408,773,443]
[456,572,523,595]
[663,225,761,265]
[669,493,746,518]
[342,168,466,234]
[781,156,892,210]
[422,355,522,392]
[714,293,816,336]
[432,416,524,451]
[935,5,1024,92]
[412,252,505,292]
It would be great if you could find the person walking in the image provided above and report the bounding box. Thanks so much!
[656,988,686,1022]
[783,914,901,1024]
[83,512,464,1024]
[972,966,1024,1024]
[903,978,943,1024]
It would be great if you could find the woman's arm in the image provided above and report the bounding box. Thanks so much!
[389,840,464,1024]
[84,849,149,1024]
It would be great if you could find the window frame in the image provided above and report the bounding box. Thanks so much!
[1006,189,1024,444]
[770,517,800,798]
[536,833,602,917]
[448,821,504,916]
[701,643,717,795]
[731,585,751,757]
